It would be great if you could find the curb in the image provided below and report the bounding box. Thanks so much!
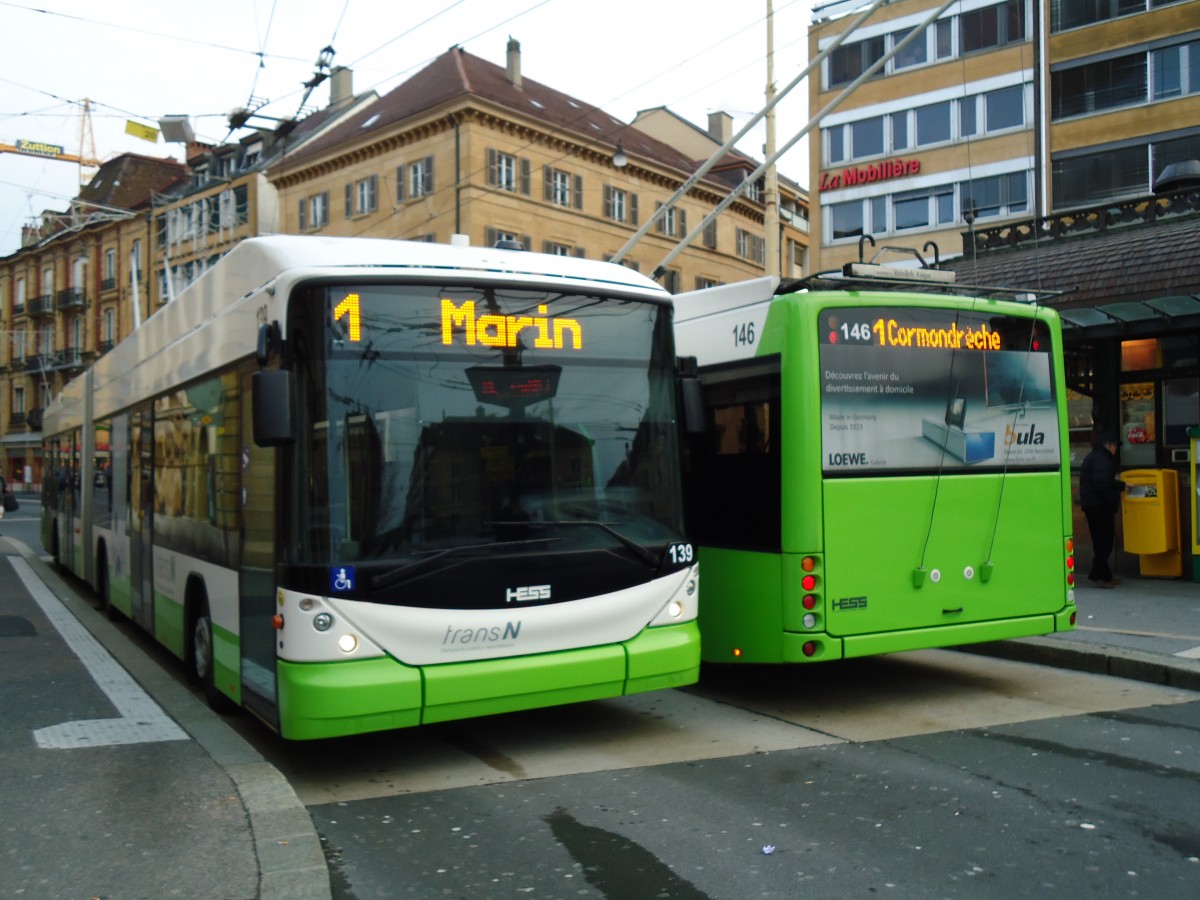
[4,538,332,900]
[960,635,1200,693]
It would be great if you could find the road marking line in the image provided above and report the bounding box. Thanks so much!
[11,558,188,749]
[1174,646,1200,660]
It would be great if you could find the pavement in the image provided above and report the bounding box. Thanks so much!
[2,503,1197,899]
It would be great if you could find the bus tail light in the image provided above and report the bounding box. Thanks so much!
[802,641,817,657]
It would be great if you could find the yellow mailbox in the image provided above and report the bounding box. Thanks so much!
[1121,468,1181,577]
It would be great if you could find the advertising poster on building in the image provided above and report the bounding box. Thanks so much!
[819,306,1060,474]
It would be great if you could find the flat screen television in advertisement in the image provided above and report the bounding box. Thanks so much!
[819,305,1059,473]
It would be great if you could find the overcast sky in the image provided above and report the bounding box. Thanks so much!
[0,0,818,258]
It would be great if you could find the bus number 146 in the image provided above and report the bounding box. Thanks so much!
[733,322,755,347]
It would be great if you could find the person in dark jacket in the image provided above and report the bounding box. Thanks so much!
[1079,434,1125,587]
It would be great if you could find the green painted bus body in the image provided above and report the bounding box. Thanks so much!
[681,286,1075,664]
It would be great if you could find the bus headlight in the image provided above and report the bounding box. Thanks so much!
[667,600,685,619]
[337,633,358,653]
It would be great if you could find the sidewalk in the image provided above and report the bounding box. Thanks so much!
[0,533,331,900]
[965,570,1200,692]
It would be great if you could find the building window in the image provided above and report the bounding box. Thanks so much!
[960,0,1026,54]
[661,269,680,294]
[695,276,722,290]
[409,156,434,198]
[104,249,115,280]
[604,185,638,224]
[13,386,24,416]
[487,149,530,194]
[736,228,765,264]
[485,227,529,250]
[346,175,378,217]
[300,192,329,230]
[15,277,25,312]
[655,203,687,238]
[1151,40,1200,101]
[893,185,956,231]
[543,241,572,256]
[828,36,885,88]
[1051,0,1157,33]
[41,266,53,296]
[963,172,1029,219]
[829,197,887,242]
[103,308,115,344]
[892,27,927,70]
[1051,53,1147,119]
[703,219,718,249]
[544,166,582,209]
[915,101,953,146]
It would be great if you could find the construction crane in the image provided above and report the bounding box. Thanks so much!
[0,99,101,174]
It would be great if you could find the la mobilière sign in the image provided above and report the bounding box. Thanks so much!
[820,158,920,191]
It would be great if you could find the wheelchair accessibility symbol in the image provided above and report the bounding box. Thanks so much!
[330,566,356,593]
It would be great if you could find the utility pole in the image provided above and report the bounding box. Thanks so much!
[764,0,781,277]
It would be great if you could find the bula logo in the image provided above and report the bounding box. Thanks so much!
[1005,424,1046,446]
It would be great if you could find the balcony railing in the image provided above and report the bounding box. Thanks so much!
[8,410,26,428]
[24,353,46,372]
[100,276,117,292]
[56,288,85,311]
[28,294,54,317]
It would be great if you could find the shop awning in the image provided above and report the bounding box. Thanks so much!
[1060,294,1200,341]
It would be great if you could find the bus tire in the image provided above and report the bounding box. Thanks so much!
[96,550,122,622]
[189,597,235,714]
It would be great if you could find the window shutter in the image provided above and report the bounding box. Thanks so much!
[298,198,306,231]
[368,175,378,211]
[487,148,497,186]
[655,201,666,234]
[424,156,434,193]
[396,166,405,202]
[522,234,532,251]
[345,183,353,217]
[520,158,531,194]
[679,207,687,237]
[486,226,497,247]
[573,174,583,209]
[631,193,639,226]
[574,247,585,259]
[603,185,613,219]
[543,166,553,201]
[542,240,553,254]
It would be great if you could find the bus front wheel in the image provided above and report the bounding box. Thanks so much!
[190,600,234,714]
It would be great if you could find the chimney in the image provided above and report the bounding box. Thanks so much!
[708,111,733,144]
[506,36,522,90]
[329,66,353,110]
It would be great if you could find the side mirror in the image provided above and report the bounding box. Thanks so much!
[677,356,706,435]
[252,370,295,446]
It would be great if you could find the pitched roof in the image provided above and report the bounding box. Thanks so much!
[943,210,1200,309]
[77,153,188,211]
[274,46,708,183]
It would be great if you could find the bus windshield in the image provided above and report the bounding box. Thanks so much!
[287,281,683,572]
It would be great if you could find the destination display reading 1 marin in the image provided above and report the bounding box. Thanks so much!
[819,305,1059,474]
[291,283,684,597]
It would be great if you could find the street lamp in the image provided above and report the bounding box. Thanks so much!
[612,141,627,169]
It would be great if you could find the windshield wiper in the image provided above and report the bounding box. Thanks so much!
[369,537,558,592]
[492,519,662,568]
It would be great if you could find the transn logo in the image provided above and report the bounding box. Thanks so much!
[506,584,551,604]
[441,300,582,350]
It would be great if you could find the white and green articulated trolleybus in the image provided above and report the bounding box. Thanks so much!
[673,264,1076,665]
[42,235,699,739]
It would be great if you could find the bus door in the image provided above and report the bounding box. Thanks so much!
[238,366,279,726]
[128,409,155,631]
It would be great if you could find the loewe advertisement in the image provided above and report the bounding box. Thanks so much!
[819,306,1060,474]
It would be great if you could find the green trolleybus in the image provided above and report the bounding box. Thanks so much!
[674,267,1075,664]
[42,236,699,739]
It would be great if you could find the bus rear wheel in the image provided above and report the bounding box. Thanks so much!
[190,602,235,714]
